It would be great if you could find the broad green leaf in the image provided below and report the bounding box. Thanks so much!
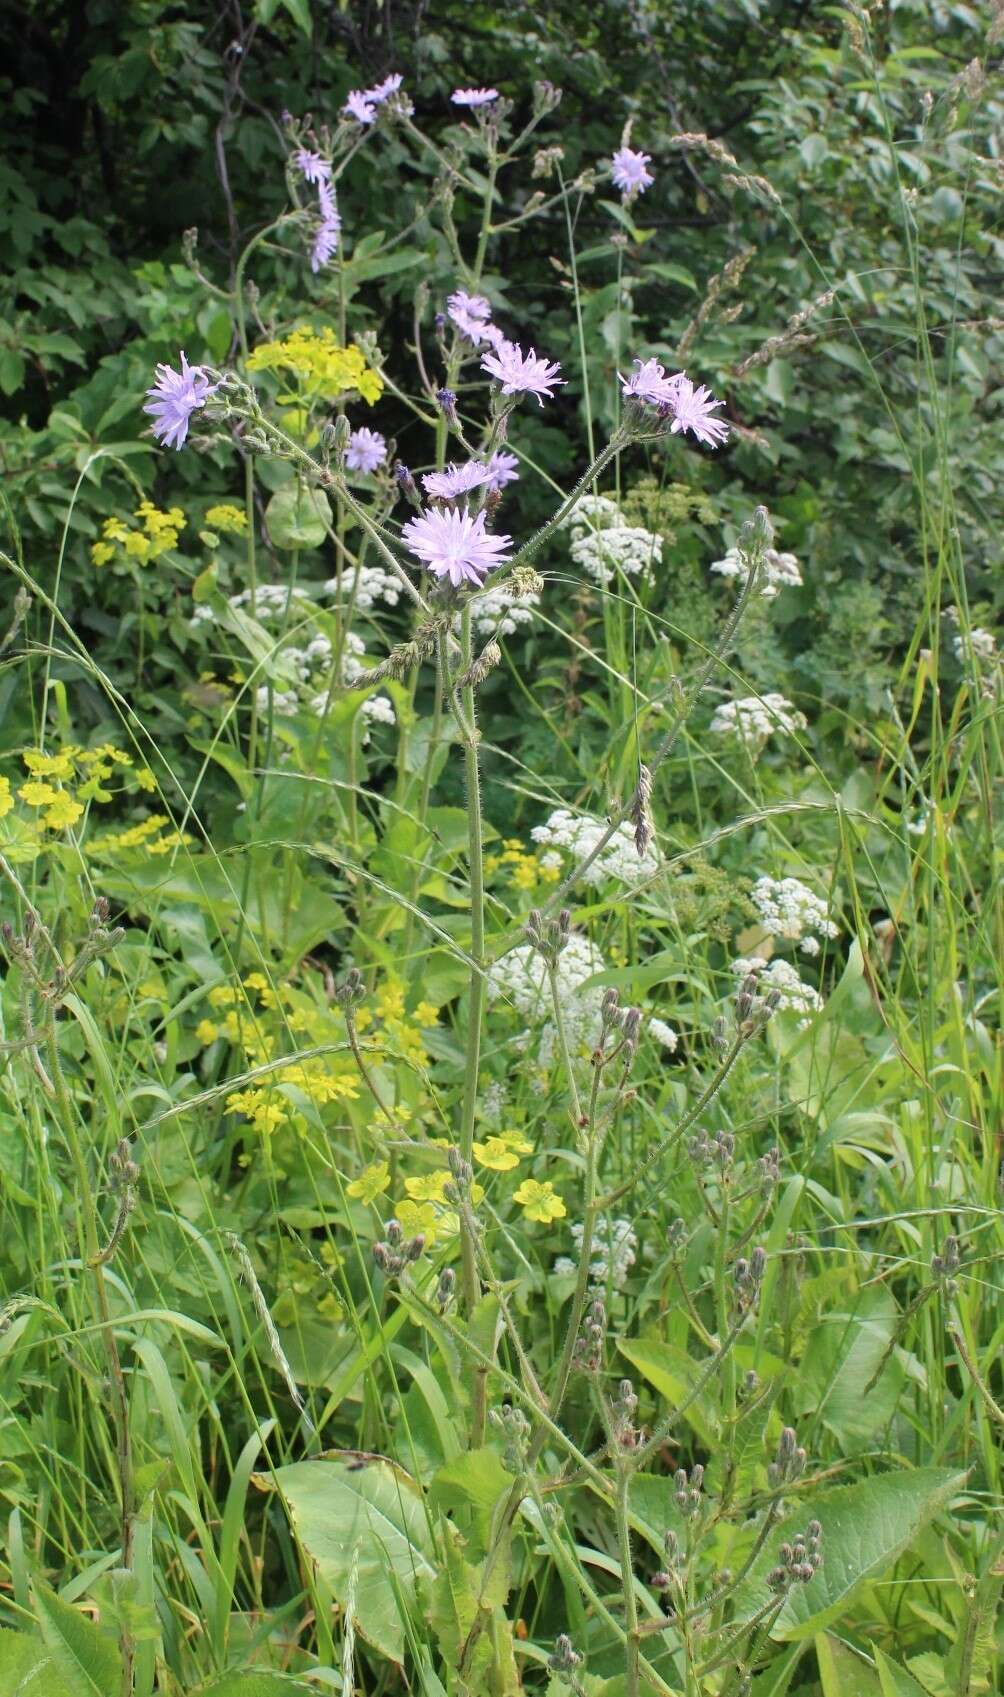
[874,1647,936,1697]
[750,1642,807,1695]
[816,1633,883,1696]
[264,485,331,550]
[796,1286,905,1444]
[192,1673,316,1695]
[0,1633,72,1694]
[33,1580,122,1696]
[261,1452,436,1660]
[733,1468,966,1639]
[430,1447,512,1556]
[617,1337,721,1447]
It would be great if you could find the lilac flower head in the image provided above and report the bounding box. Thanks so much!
[480,321,506,351]
[451,308,497,347]
[452,87,500,107]
[611,146,654,198]
[344,89,376,125]
[481,340,564,406]
[345,427,387,473]
[668,376,729,447]
[294,148,331,184]
[448,290,491,322]
[311,200,341,271]
[619,357,682,406]
[144,353,219,451]
[486,449,519,491]
[402,505,512,588]
[422,460,491,501]
[367,73,403,103]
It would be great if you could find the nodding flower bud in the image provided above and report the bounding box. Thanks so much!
[436,1267,456,1311]
[735,971,759,1027]
[386,1219,403,1247]
[711,1015,729,1055]
[601,987,623,1028]
[434,311,447,335]
[334,967,366,1009]
[739,504,774,555]
[622,1007,643,1044]
[532,80,564,115]
[447,1146,473,1190]
[436,387,458,424]
[768,1424,808,1488]
[547,1633,582,1674]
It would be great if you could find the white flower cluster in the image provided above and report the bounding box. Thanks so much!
[730,956,824,1019]
[710,545,803,599]
[530,808,659,887]
[191,582,316,627]
[324,564,404,612]
[710,694,807,752]
[554,1217,638,1290]
[750,876,838,957]
[464,581,541,638]
[647,1016,678,1051]
[561,494,663,587]
[953,627,997,664]
[487,933,607,1063]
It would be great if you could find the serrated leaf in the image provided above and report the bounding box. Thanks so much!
[733,1469,966,1641]
[259,1452,436,1661]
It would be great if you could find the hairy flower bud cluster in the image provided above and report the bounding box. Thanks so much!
[674,1464,704,1520]
[768,1521,823,1592]
[372,1218,425,1277]
[489,1402,532,1472]
[733,1245,767,1312]
[573,1298,607,1373]
[768,1426,807,1489]
[524,906,571,965]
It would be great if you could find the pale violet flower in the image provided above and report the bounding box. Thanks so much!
[667,375,729,446]
[343,89,376,125]
[750,876,838,954]
[423,460,491,501]
[448,289,491,321]
[402,505,512,587]
[620,357,681,406]
[447,291,498,347]
[144,354,219,450]
[711,545,802,599]
[611,146,654,197]
[293,148,331,183]
[367,73,404,102]
[310,177,341,271]
[487,449,519,490]
[452,87,499,107]
[345,427,387,473]
[531,808,659,886]
[481,339,564,405]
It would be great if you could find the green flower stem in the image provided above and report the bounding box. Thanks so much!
[615,1460,642,1697]
[546,961,584,1128]
[635,1312,747,1469]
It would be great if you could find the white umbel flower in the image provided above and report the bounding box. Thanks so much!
[750,876,838,954]
[530,808,659,887]
[710,545,803,599]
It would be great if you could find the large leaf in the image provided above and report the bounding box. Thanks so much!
[733,1468,965,1640]
[816,1633,883,1696]
[260,1452,437,1661]
[0,1632,74,1696]
[874,1648,936,1696]
[430,1447,512,1557]
[264,485,331,549]
[796,1286,905,1444]
[33,1580,122,1696]
[616,1338,720,1447]
[192,1674,316,1695]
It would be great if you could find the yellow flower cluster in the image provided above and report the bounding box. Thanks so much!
[1,745,157,836]
[204,503,247,534]
[88,813,191,858]
[246,326,384,404]
[485,838,560,892]
[91,501,185,567]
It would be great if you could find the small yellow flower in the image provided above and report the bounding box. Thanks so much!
[123,531,152,561]
[474,1137,523,1172]
[513,1178,566,1223]
[346,1161,391,1203]
[134,767,156,792]
[91,542,116,566]
[412,1001,439,1028]
[23,750,75,780]
[195,1019,219,1045]
[42,793,84,830]
[243,972,270,992]
[102,518,129,542]
[18,781,57,807]
[404,1170,450,1204]
[208,984,239,1008]
[395,1199,441,1246]
[205,503,247,533]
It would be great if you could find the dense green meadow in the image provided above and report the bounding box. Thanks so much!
[0,2,1002,1693]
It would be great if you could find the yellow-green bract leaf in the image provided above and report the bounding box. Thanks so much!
[264,485,331,550]
[258,1452,436,1661]
[733,1468,966,1641]
[816,1633,883,1696]
[874,1647,937,1697]
[33,1580,122,1696]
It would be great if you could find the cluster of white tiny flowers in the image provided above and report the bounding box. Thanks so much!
[646,1016,678,1051]
[554,1217,638,1290]
[190,582,316,627]
[488,934,607,1063]
[710,545,803,599]
[750,876,838,957]
[953,627,997,664]
[710,694,807,753]
[324,564,404,612]
[530,808,660,886]
[479,1080,507,1125]
[730,956,824,1019]
[462,581,541,638]
[560,494,663,587]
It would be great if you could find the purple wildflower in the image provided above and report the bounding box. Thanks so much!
[451,87,499,107]
[344,89,376,125]
[481,322,506,351]
[486,449,519,490]
[345,427,387,473]
[611,146,654,198]
[619,357,682,406]
[367,73,403,103]
[402,505,512,588]
[294,148,331,184]
[448,290,491,321]
[144,353,218,451]
[480,340,564,406]
[436,387,458,423]
[422,460,491,501]
[451,307,496,346]
[311,208,341,271]
[668,376,729,447]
